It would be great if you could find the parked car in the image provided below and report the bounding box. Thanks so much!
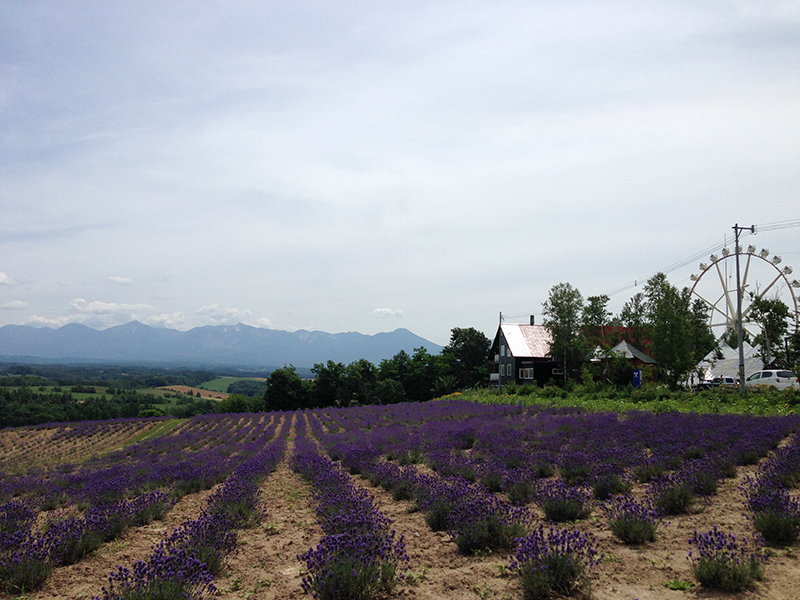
[744,370,799,390]
[696,376,738,390]
[712,376,738,388]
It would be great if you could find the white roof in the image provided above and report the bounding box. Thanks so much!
[500,323,553,358]
[698,341,762,379]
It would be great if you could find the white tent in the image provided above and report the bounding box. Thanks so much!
[696,341,763,381]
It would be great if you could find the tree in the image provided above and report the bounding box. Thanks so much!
[542,282,587,382]
[264,365,306,411]
[311,360,346,408]
[643,273,716,389]
[786,329,800,375]
[748,295,791,366]
[583,294,611,348]
[402,347,444,402]
[218,393,250,413]
[338,359,379,407]
[616,292,649,352]
[441,327,490,389]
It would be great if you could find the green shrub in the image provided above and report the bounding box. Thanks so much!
[654,483,696,515]
[592,475,632,501]
[453,515,525,555]
[752,511,800,546]
[391,481,413,502]
[541,499,590,522]
[481,471,504,493]
[507,481,534,505]
[693,557,762,592]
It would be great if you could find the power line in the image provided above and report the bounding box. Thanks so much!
[603,218,800,298]
[753,218,800,233]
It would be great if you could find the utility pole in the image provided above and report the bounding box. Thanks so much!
[733,223,755,393]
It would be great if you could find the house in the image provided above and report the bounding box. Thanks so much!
[607,340,657,369]
[591,340,659,384]
[490,316,557,388]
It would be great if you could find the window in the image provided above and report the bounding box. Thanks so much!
[500,344,506,357]
[500,364,505,376]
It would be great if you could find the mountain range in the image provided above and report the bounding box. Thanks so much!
[0,321,443,368]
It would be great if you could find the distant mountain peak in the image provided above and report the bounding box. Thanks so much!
[0,321,442,368]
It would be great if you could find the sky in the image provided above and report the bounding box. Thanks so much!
[1,1,799,347]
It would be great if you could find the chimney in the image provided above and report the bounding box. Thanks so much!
[530,315,535,326]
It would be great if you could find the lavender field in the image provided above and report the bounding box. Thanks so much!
[2,400,800,599]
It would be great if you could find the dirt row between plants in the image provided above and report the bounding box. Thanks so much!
[0,421,168,472]
[26,485,219,600]
[237,456,799,600]
[13,422,800,600]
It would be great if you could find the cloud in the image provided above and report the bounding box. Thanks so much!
[28,297,163,328]
[196,304,253,326]
[142,312,186,329]
[371,308,404,319]
[1,300,28,309]
[109,276,132,285]
[0,272,10,285]
[25,315,84,328]
[70,298,155,315]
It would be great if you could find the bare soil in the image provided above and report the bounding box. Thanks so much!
[159,385,228,400]
[0,421,167,472]
[4,427,798,600]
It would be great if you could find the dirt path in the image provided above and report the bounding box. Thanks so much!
[213,465,323,600]
[213,411,324,600]
[27,486,218,600]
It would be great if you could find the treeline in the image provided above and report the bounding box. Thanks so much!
[218,328,492,413]
[0,387,218,428]
[0,328,491,424]
[0,364,218,390]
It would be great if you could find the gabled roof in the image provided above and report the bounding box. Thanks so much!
[611,340,657,364]
[499,323,552,358]
[698,341,762,379]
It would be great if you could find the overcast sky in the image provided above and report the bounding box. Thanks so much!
[1,1,799,347]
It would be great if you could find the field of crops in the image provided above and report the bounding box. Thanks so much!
[2,400,799,599]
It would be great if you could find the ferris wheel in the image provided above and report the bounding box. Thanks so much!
[689,246,800,343]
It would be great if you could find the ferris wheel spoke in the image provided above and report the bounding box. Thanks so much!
[752,272,783,301]
[741,253,753,293]
[696,291,732,323]
[713,261,737,323]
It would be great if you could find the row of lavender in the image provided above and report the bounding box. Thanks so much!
[293,414,408,600]
[314,402,797,508]
[307,400,800,594]
[743,431,800,545]
[1,413,278,510]
[0,413,284,595]
[304,407,606,598]
[98,413,290,599]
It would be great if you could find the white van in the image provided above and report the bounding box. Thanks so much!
[745,370,799,390]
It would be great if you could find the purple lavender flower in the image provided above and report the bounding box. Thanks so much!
[687,526,764,592]
[510,524,600,599]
